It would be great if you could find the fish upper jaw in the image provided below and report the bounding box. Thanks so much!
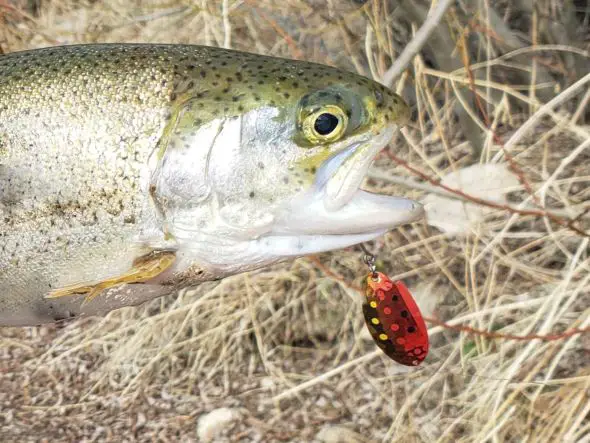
[318,128,392,212]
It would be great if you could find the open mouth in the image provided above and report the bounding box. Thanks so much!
[191,125,426,264]
[320,136,381,211]
[273,126,424,237]
[315,140,366,211]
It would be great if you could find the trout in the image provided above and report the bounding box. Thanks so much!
[0,44,423,326]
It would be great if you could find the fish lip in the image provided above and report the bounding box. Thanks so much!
[314,140,364,191]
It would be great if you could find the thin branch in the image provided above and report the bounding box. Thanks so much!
[457,24,540,197]
[310,257,590,343]
[367,168,589,221]
[381,0,454,87]
[222,0,232,49]
[243,0,304,59]
[383,147,590,237]
[426,317,589,342]
[501,72,590,153]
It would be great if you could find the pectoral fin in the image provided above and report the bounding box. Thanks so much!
[45,251,176,305]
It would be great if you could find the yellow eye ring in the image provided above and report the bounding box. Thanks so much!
[302,105,348,144]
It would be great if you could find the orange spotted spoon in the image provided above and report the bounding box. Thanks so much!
[362,271,429,366]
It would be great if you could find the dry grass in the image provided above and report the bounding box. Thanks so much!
[1,1,589,441]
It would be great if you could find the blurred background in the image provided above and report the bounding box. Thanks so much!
[1,1,589,441]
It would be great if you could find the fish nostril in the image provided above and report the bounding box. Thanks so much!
[374,89,384,105]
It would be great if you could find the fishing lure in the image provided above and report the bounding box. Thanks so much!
[361,248,429,366]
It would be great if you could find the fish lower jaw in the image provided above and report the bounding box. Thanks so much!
[273,189,424,237]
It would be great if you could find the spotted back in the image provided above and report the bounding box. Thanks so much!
[362,272,429,366]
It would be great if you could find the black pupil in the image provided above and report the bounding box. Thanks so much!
[314,113,339,136]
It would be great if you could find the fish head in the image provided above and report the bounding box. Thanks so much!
[274,76,420,234]
[152,50,424,273]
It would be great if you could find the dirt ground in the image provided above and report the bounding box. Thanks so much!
[1,1,589,442]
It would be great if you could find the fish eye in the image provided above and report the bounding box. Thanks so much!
[314,113,339,135]
[302,105,348,144]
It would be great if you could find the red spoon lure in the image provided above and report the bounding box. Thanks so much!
[361,252,429,366]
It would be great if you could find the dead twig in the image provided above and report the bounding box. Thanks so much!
[309,257,590,342]
[384,147,590,238]
[381,0,454,87]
